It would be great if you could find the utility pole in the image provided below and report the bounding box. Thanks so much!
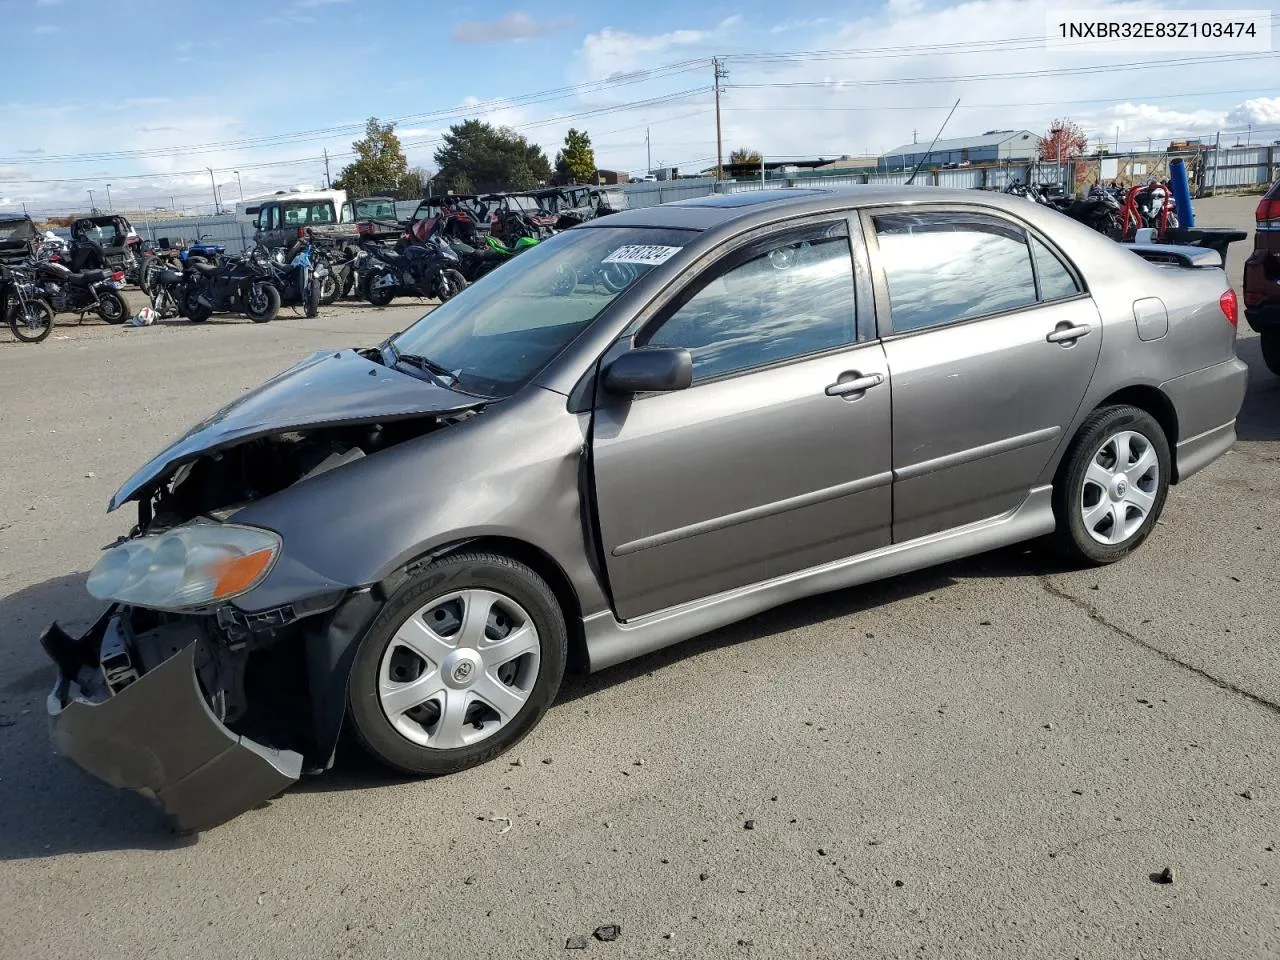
[913,129,918,144]
[1115,126,1120,152]
[105,184,112,210]
[1210,130,1221,195]
[22,201,28,217]
[207,167,219,213]
[88,189,95,212]
[761,153,765,188]
[646,127,652,175]
[713,57,728,181]
[323,149,331,189]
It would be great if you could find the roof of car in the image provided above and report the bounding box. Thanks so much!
[584,185,1046,232]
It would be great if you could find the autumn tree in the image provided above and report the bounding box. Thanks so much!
[554,128,597,184]
[1039,119,1088,162]
[332,118,410,197]
[729,146,762,164]
[434,120,552,194]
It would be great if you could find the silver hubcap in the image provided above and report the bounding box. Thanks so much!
[1080,429,1159,545]
[377,589,540,750]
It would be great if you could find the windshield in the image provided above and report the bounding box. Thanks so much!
[355,199,397,219]
[282,201,335,226]
[390,226,694,398]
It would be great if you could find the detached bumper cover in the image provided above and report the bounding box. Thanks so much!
[43,614,302,833]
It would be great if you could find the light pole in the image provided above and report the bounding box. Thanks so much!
[105,184,113,210]
[233,170,243,201]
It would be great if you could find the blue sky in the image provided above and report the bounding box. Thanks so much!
[0,0,1275,214]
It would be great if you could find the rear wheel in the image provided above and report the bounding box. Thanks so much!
[1053,404,1170,565]
[347,552,567,777]
[1260,330,1280,376]
[96,290,127,324]
[317,272,339,306]
[8,299,54,343]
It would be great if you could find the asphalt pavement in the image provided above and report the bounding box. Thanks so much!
[0,196,1277,959]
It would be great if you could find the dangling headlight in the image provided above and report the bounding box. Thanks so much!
[87,522,281,611]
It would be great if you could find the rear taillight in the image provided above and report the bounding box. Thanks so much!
[1257,198,1280,232]
[1220,289,1238,327]
[297,227,306,238]
[111,271,124,282]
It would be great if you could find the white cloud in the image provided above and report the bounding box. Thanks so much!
[452,12,574,44]
[577,23,731,82]
[1227,97,1280,128]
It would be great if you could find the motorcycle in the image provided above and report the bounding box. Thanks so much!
[359,236,467,306]
[29,259,128,324]
[183,247,281,323]
[147,262,191,320]
[2,264,55,343]
[262,238,320,318]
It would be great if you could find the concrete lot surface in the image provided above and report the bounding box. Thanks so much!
[0,196,1277,959]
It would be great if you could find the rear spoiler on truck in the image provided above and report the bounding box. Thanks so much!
[1126,243,1224,269]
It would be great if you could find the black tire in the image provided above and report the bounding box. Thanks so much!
[341,270,357,299]
[318,272,339,306]
[304,278,319,318]
[362,272,396,307]
[434,268,467,302]
[182,288,210,322]
[243,282,281,323]
[1260,330,1280,376]
[8,299,54,343]
[347,552,567,777]
[96,290,127,324]
[1052,404,1170,566]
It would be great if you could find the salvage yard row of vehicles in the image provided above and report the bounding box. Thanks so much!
[35,186,1252,832]
[0,183,631,338]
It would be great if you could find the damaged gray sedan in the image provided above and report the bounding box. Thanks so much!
[43,187,1248,831]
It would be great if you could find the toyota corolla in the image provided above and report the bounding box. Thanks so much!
[40,187,1248,831]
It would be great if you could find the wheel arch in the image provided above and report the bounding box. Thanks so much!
[1095,384,1181,480]
[391,535,588,675]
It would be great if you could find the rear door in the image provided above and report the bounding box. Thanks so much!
[863,207,1102,542]
[592,218,893,620]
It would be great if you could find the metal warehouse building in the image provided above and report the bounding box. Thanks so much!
[881,130,1043,169]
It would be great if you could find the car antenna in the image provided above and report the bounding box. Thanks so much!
[905,98,961,186]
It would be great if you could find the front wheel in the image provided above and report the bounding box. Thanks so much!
[347,552,567,777]
[1260,330,1280,376]
[434,268,467,302]
[362,272,396,307]
[1052,404,1170,565]
[243,282,281,323]
[96,290,127,324]
[8,299,54,343]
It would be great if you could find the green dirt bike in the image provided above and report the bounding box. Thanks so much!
[444,232,540,282]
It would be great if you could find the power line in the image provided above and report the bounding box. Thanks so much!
[727,51,1278,90]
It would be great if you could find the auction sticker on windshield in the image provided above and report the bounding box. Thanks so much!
[602,244,682,266]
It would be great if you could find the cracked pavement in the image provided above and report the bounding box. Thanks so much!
[0,196,1276,958]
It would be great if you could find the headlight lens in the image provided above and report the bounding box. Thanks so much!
[87,522,281,610]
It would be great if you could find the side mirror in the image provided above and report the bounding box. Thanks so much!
[602,347,693,394]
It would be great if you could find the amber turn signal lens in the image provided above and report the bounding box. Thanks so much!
[210,548,276,599]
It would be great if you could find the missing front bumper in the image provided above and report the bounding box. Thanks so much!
[43,613,302,833]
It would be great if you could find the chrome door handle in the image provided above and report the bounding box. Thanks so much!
[825,373,884,397]
[1046,323,1092,344]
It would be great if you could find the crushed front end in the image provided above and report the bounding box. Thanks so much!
[43,607,305,833]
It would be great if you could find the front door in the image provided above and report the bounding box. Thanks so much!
[863,207,1103,542]
[592,219,894,621]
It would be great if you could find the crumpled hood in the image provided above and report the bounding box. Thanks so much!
[109,348,483,511]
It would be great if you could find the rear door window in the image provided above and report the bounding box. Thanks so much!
[871,211,1038,334]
